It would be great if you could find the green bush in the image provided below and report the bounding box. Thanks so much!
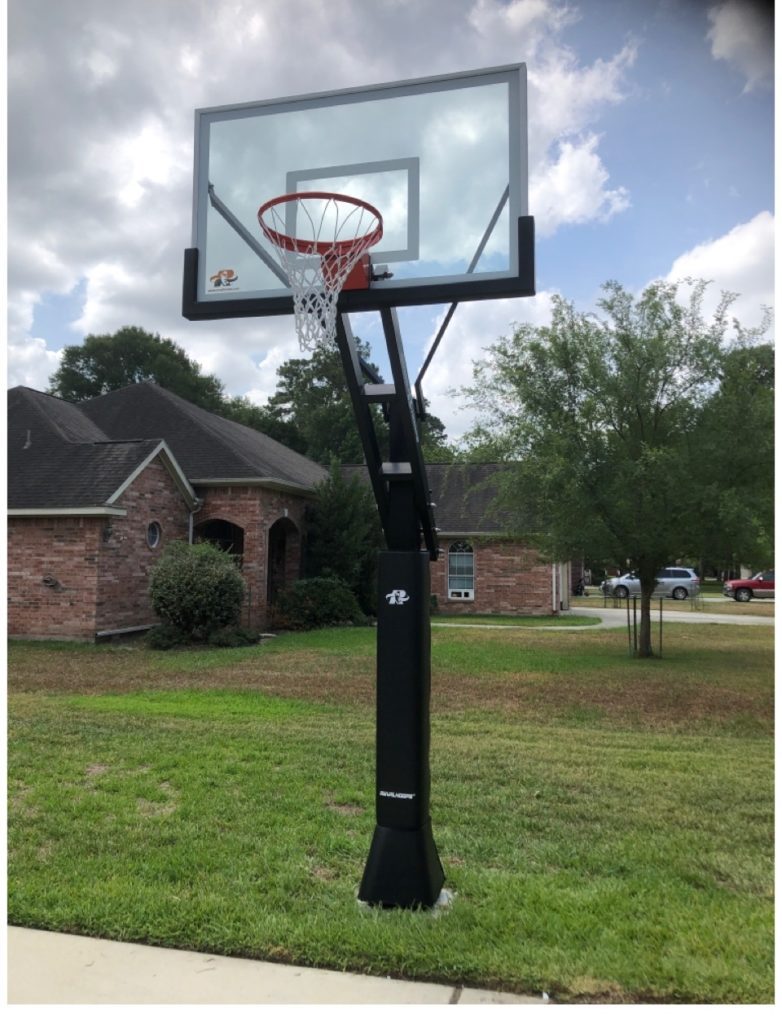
[149,540,245,641]
[145,623,190,649]
[207,625,261,647]
[271,576,365,631]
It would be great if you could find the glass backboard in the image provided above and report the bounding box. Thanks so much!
[183,64,533,319]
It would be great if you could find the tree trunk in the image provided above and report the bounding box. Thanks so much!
[637,583,655,658]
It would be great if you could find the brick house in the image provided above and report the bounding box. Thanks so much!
[425,464,569,616]
[8,383,326,639]
[347,463,570,617]
[7,386,197,640]
[8,383,569,640]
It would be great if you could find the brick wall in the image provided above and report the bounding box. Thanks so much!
[8,458,191,640]
[7,517,102,639]
[95,461,190,634]
[194,486,308,628]
[430,537,556,615]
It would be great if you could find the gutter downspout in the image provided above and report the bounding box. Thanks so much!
[189,499,204,544]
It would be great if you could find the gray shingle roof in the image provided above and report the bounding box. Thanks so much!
[81,382,327,491]
[424,463,512,534]
[343,462,512,534]
[7,387,163,508]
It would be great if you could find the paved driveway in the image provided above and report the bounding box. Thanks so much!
[432,606,773,630]
[562,606,773,629]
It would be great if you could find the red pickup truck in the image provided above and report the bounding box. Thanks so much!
[723,571,775,602]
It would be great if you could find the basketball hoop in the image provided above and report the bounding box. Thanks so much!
[258,191,383,351]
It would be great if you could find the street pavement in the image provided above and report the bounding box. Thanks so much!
[432,600,773,630]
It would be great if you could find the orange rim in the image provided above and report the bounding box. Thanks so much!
[258,191,383,256]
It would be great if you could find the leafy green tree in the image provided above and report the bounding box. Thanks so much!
[461,280,772,657]
[304,462,384,613]
[49,326,225,411]
[221,394,307,451]
[419,408,455,461]
[689,342,774,572]
[260,341,387,464]
[255,340,452,465]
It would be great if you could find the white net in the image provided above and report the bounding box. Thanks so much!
[258,193,383,351]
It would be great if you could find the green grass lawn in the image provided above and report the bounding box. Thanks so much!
[432,612,600,627]
[7,623,774,1003]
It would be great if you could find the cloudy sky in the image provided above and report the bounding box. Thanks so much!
[6,0,775,438]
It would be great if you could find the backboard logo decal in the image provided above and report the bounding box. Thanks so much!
[208,268,238,290]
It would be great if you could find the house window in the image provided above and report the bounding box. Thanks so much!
[448,541,474,600]
[146,521,162,549]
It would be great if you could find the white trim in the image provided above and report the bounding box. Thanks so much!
[106,441,197,508]
[447,540,476,600]
[9,507,127,518]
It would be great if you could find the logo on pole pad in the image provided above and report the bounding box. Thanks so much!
[385,589,410,605]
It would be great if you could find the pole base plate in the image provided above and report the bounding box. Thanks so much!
[358,821,445,909]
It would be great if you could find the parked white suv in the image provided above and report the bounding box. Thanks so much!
[602,567,700,601]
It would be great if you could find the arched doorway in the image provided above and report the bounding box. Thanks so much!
[267,517,300,606]
[195,519,245,564]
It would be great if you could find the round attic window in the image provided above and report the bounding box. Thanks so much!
[146,521,162,549]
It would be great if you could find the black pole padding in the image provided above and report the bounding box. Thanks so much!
[359,824,444,909]
[358,550,444,908]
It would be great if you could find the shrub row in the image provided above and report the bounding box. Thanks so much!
[146,542,366,648]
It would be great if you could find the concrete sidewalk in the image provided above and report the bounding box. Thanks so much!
[432,606,773,630]
[564,606,773,628]
[7,927,546,1005]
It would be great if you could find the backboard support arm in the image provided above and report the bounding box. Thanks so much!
[414,186,512,414]
[207,183,290,286]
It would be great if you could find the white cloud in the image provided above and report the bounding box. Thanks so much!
[468,0,578,39]
[530,41,637,145]
[6,337,64,390]
[707,1,774,92]
[664,211,774,331]
[531,133,630,236]
[183,320,301,399]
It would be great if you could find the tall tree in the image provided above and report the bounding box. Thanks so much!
[262,342,374,464]
[49,326,225,411]
[461,280,773,657]
[304,461,384,613]
[689,342,774,572]
[255,339,452,465]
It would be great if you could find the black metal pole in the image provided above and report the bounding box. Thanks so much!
[332,314,444,908]
[357,374,443,908]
